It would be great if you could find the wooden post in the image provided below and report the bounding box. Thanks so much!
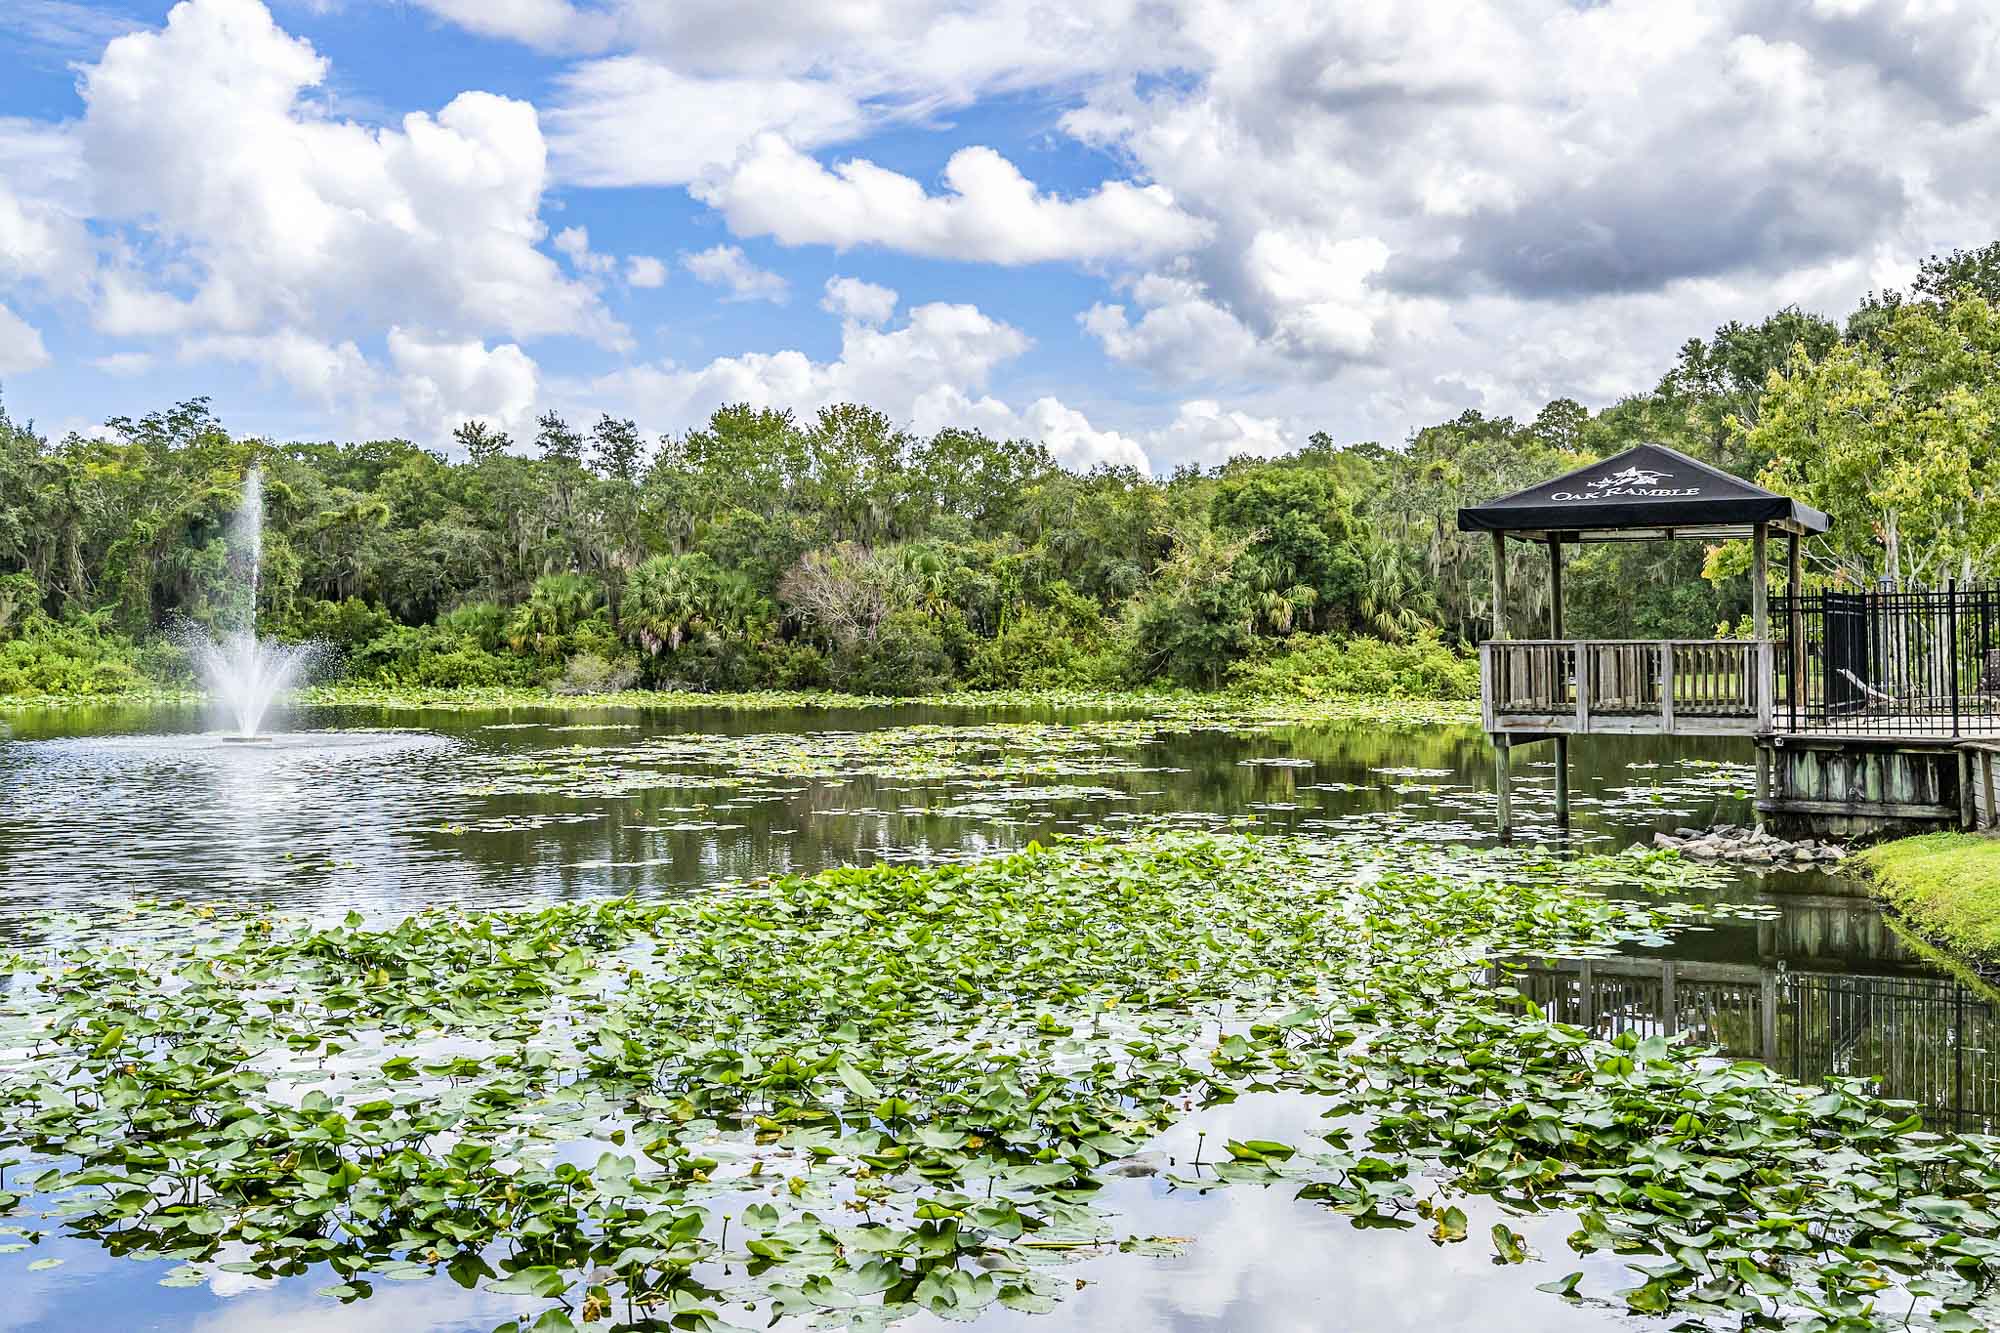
[1660,644,1675,735]
[1544,538,1570,828]
[1982,748,1996,829]
[1574,644,1590,734]
[1547,538,1563,638]
[1553,734,1570,827]
[1754,740,1772,829]
[1751,523,1769,641]
[1959,748,1976,831]
[1489,532,1513,840]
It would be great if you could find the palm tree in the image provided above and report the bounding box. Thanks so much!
[622,555,712,656]
[1356,538,1439,642]
[506,572,602,658]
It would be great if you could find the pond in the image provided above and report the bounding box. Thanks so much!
[1,700,1994,1333]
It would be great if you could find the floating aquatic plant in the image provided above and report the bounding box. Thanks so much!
[1,833,1982,1331]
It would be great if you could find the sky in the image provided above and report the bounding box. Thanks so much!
[0,0,1995,472]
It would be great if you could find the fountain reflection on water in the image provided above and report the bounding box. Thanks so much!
[183,467,323,739]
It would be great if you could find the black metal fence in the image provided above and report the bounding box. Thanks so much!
[1775,582,2000,735]
[1509,958,2000,1132]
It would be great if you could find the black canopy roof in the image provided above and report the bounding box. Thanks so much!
[1456,443,1830,542]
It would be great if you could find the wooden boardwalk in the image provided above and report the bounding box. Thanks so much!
[1479,637,2000,833]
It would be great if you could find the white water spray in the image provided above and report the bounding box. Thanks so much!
[188,468,321,738]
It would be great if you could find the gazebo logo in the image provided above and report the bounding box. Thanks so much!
[1589,464,1671,489]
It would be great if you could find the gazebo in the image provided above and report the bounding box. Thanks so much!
[1457,443,1830,831]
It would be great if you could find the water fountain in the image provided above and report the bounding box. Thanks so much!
[186,467,321,740]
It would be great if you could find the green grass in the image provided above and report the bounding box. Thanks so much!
[1856,832,2000,961]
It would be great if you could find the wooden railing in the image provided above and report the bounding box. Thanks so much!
[1482,638,1773,736]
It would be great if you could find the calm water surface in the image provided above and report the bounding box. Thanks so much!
[0,701,1990,1332]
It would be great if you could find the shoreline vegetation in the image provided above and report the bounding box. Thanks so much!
[0,681,1482,727]
[1857,833,2000,965]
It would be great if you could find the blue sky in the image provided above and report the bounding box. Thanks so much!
[1,0,1994,469]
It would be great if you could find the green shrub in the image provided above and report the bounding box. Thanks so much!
[0,619,148,696]
[134,638,195,687]
[506,573,608,661]
[1228,629,1478,701]
[646,631,768,692]
[966,589,1123,689]
[1129,579,1257,689]
[438,601,510,652]
[555,651,639,695]
[766,638,827,690]
[279,597,395,650]
[0,571,41,640]
[830,610,955,696]
[345,624,537,689]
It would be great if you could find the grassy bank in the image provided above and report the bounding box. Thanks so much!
[1857,832,2000,962]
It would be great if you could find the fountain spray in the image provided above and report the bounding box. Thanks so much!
[188,467,321,739]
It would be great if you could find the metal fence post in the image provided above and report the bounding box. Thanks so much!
[1951,579,1962,738]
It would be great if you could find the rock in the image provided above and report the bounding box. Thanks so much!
[1647,823,1846,867]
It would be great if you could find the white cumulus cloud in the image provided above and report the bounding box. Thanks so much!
[583,297,1147,470]
[694,136,1211,266]
[625,254,667,288]
[820,276,898,326]
[682,244,789,304]
[76,0,618,353]
[0,303,50,374]
[387,330,541,443]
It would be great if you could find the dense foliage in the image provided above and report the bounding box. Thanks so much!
[9,241,2000,698]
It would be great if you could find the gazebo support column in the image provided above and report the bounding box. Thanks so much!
[1752,523,1771,823]
[1490,531,1513,832]
[1549,538,1569,826]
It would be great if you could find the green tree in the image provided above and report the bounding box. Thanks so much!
[505,572,605,660]
[1746,295,2000,586]
[452,420,512,464]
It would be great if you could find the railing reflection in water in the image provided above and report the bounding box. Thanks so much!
[1504,956,2000,1131]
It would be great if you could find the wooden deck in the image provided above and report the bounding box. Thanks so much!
[1482,638,1772,737]
[1481,636,2000,834]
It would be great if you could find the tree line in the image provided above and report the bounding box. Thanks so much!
[7,242,2000,698]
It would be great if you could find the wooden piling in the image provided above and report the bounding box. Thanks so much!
[1754,741,1772,828]
[1553,734,1570,826]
